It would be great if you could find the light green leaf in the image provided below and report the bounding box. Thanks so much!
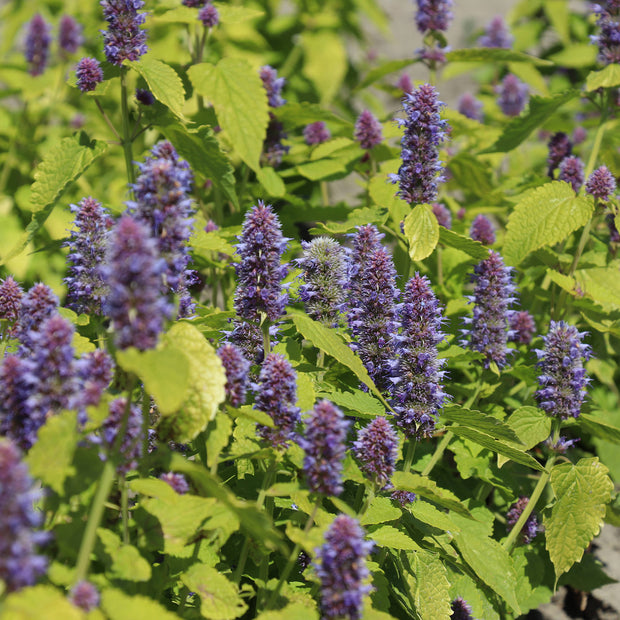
[205,414,233,469]
[214,3,264,23]
[182,564,248,620]
[129,57,185,118]
[191,229,235,256]
[369,525,421,551]
[550,44,597,68]
[188,59,269,172]
[446,48,553,66]
[580,413,620,445]
[544,0,570,44]
[408,550,452,620]
[25,410,77,494]
[504,181,594,265]
[230,405,275,428]
[368,174,408,218]
[357,59,416,90]
[508,61,549,96]
[296,158,347,181]
[256,167,285,197]
[586,64,620,91]
[442,407,521,443]
[360,497,402,526]
[277,102,352,129]
[507,406,551,450]
[438,227,489,260]
[97,528,152,581]
[319,389,385,417]
[575,266,620,311]
[256,603,319,620]
[447,154,494,198]
[1,585,83,620]
[545,458,613,579]
[302,30,347,103]
[411,500,460,533]
[296,372,316,412]
[404,204,439,261]
[102,589,179,620]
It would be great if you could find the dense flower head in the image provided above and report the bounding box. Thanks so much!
[394,273,447,438]
[573,126,587,145]
[353,417,399,489]
[506,496,542,544]
[255,353,300,449]
[136,88,154,105]
[199,4,219,27]
[217,343,250,407]
[390,83,449,205]
[559,156,585,193]
[260,65,286,108]
[16,283,59,353]
[182,0,207,6]
[228,320,266,365]
[546,132,572,177]
[75,350,114,412]
[69,581,100,611]
[297,237,348,326]
[591,2,620,64]
[432,203,452,228]
[0,439,49,592]
[478,16,513,48]
[315,514,373,620]
[586,165,617,200]
[303,121,331,145]
[354,110,383,150]
[463,251,516,369]
[299,400,349,496]
[75,57,104,93]
[59,15,83,54]
[534,321,591,420]
[496,74,529,116]
[470,214,496,245]
[451,597,475,620]
[64,197,113,314]
[25,14,51,76]
[159,472,190,494]
[100,0,148,66]
[103,215,172,351]
[0,276,24,334]
[102,397,143,474]
[390,490,417,506]
[457,93,483,121]
[417,44,449,66]
[509,310,536,345]
[415,0,454,33]
[396,73,414,94]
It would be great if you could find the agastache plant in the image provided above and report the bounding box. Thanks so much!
[496,74,529,116]
[546,132,573,177]
[558,155,585,192]
[457,93,483,121]
[260,65,288,167]
[478,16,513,48]
[75,58,104,93]
[217,343,251,407]
[591,1,620,64]
[354,110,383,150]
[506,497,542,544]
[451,597,475,620]
[101,396,143,474]
[100,0,148,66]
[24,14,51,76]
[470,214,496,245]
[353,416,399,489]
[16,283,59,354]
[58,15,83,55]
[585,165,617,200]
[0,276,23,336]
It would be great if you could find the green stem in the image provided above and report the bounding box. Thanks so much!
[120,67,135,190]
[421,431,452,477]
[359,484,375,516]
[403,440,416,474]
[94,97,121,141]
[261,316,271,357]
[121,476,129,544]
[320,181,329,206]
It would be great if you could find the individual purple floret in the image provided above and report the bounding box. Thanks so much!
[75,350,114,411]
[463,251,516,369]
[204,219,219,232]
[354,110,383,150]
[102,397,143,474]
[559,156,585,193]
[103,215,172,351]
[451,597,475,620]
[496,74,529,116]
[390,490,417,506]
[592,2,620,65]
[136,88,154,105]
[59,15,83,54]
[534,321,591,420]
[299,400,349,496]
[199,4,219,27]
[100,0,148,66]
[353,417,399,489]
[159,472,190,494]
[255,353,301,449]
[546,435,580,454]
[25,14,51,76]
[470,214,495,245]
[69,581,100,611]
[303,121,331,145]
[75,58,104,93]
[0,439,49,592]
[432,203,452,228]
[15,283,59,353]
[0,276,24,336]
[297,237,348,326]
[509,310,536,345]
[315,514,373,620]
[457,93,483,121]
[415,0,454,33]
[394,274,447,438]
[260,65,286,108]
[546,132,572,178]
[478,16,513,48]
[586,165,617,200]
[390,83,449,205]
[217,343,250,407]
[506,496,542,544]
[64,197,113,314]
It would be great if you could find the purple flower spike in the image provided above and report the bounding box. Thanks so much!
[458,93,483,121]
[432,203,452,228]
[59,15,83,54]
[353,417,399,489]
[217,343,250,407]
[136,88,154,105]
[546,132,572,178]
[69,581,100,611]
[255,353,300,449]
[354,110,383,150]
[592,2,620,65]
[390,84,449,205]
[463,251,516,369]
[0,276,24,335]
[0,439,49,592]
[396,74,414,95]
[478,16,513,48]
[470,214,495,245]
[102,397,143,474]
[451,597,475,620]
[299,400,349,496]
[509,310,536,345]
[497,74,529,116]
[260,66,286,108]
[75,58,104,93]
[534,321,591,420]
[159,472,189,494]
[315,514,373,620]
[16,283,59,354]
[183,0,207,6]
[506,496,542,544]
[103,215,172,351]
[25,14,51,76]
[394,273,447,439]
[262,116,289,168]
[390,490,417,506]
[415,0,454,33]
[100,0,148,66]
[199,4,219,27]
[586,165,617,200]
[303,121,331,145]
[297,237,348,326]
[76,350,114,414]
[559,156,585,193]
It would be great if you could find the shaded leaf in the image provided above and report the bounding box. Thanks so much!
[438,227,489,260]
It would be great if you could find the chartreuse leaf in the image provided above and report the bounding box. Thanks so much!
[544,457,613,580]
[407,549,452,620]
[1,585,83,620]
[205,414,233,469]
[360,497,402,526]
[497,406,551,467]
[129,57,185,118]
[438,227,489,260]
[504,182,594,266]
[97,528,151,581]
[256,166,285,197]
[369,525,422,551]
[411,500,460,533]
[256,603,319,620]
[446,47,553,66]
[575,266,620,311]
[318,388,385,417]
[580,413,620,444]
[404,204,440,261]
[188,58,269,171]
[277,102,352,129]
[102,589,179,620]
[25,410,78,494]
[442,407,521,443]
[181,564,248,619]
[301,30,347,103]
[586,64,620,91]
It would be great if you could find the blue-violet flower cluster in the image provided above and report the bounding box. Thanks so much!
[354,110,383,150]
[558,156,585,193]
[478,16,513,48]
[353,417,399,489]
[470,214,495,245]
[451,597,475,620]
[497,74,529,116]
[100,0,148,66]
[586,165,616,200]
[414,0,454,33]
[25,14,51,76]
[506,496,542,544]
[217,343,250,408]
[59,15,83,54]
[592,1,620,65]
